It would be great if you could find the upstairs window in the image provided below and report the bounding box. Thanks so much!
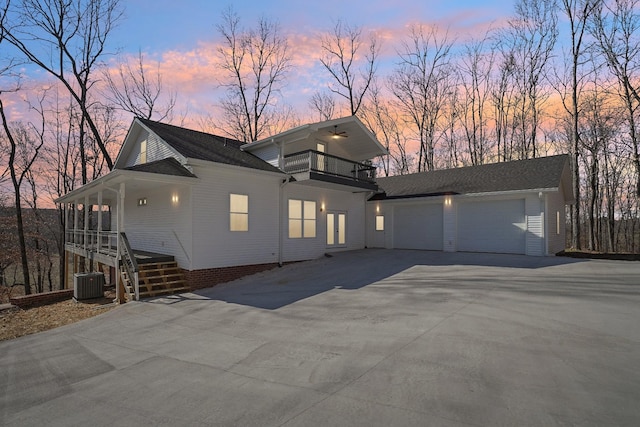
[140,140,147,164]
[230,194,249,231]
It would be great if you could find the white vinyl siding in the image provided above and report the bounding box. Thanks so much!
[124,185,193,269]
[249,144,281,168]
[282,185,366,261]
[525,195,544,256]
[124,130,185,167]
[457,199,526,254]
[546,189,567,254]
[190,165,281,270]
[392,203,443,250]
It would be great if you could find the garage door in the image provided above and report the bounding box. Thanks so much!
[393,204,443,250]
[457,199,526,254]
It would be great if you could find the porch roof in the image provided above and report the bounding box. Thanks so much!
[242,116,388,162]
[55,166,198,205]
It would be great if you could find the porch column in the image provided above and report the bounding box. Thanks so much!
[115,182,125,303]
[82,196,89,250]
[73,199,79,245]
[64,203,70,289]
[97,190,103,254]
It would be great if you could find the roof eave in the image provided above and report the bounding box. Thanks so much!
[186,157,286,177]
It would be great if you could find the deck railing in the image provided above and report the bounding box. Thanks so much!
[66,230,118,255]
[119,232,139,301]
[283,150,376,184]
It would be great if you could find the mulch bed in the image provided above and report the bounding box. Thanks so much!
[557,250,640,261]
[0,289,116,341]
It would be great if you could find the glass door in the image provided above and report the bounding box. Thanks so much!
[326,211,346,247]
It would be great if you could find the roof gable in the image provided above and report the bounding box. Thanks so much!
[372,155,571,200]
[137,119,282,173]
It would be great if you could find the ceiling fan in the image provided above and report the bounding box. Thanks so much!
[330,125,348,139]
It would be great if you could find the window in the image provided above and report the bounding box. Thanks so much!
[230,194,248,231]
[375,215,384,231]
[140,140,147,164]
[289,199,316,238]
[556,211,561,235]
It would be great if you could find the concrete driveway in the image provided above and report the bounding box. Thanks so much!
[2,249,639,426]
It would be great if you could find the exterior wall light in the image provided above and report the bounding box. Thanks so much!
[172,194,179,205]
[137,198,147,207]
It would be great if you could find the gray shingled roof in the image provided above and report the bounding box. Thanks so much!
[124,157,197,178]
[138,119,282,174]
[371,155,569,200]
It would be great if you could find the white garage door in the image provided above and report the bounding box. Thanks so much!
[458,199,526,254]
[393,204,443,250]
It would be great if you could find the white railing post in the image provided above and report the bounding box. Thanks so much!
[134,271,139,301]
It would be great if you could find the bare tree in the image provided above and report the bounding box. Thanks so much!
[389,24,453,172]
[308,90,336,121]
[591,0,640,197]
[0,102,45,295]
[0,0,123,172]
[458,35,496,166]
[493,48,520,161]
[216,7,291,142]
[102,50,176,121]
[319,20,379,116]
[505,0,558,159]
[556,0,600,249]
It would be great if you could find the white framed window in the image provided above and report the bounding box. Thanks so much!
[556,211,561,235]
[375,215,384,231]
[140,140,147,164]
[230,194,249,231]
[289,199,316,238]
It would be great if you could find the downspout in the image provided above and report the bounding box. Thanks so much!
[278,177,289,267]
[364,191,376,249]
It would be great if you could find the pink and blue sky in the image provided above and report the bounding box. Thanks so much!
[101,0,514,122]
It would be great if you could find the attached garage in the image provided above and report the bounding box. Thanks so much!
[368,155,573,256]
[457,199,526,254]
[393,203,443,250]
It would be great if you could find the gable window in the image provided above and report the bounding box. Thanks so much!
[375,215,384,231]
[230,194,249,231]
[289,199,316,238]
[140,140,147,164]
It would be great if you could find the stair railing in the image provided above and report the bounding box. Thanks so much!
[119,232,139,301]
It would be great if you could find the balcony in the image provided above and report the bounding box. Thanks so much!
[283,150,378,190]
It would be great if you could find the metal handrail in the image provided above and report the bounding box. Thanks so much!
[283,150,376,183]
[118,232,139,301]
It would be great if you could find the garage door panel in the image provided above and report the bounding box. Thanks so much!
[393,204,443,250]
[458,199,525,254]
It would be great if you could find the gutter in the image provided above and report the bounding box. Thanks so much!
[278,177,290,267]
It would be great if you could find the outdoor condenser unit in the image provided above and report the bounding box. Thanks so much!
[74,272,105,300]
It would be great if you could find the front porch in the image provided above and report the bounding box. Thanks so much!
[63,229,188,302]
[56,167,197,303]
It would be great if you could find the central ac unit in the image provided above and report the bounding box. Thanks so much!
[74,272,105,300]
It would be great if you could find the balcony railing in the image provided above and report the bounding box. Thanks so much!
[283,150,376,184]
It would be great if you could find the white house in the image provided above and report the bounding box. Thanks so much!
[56,116,573,301]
